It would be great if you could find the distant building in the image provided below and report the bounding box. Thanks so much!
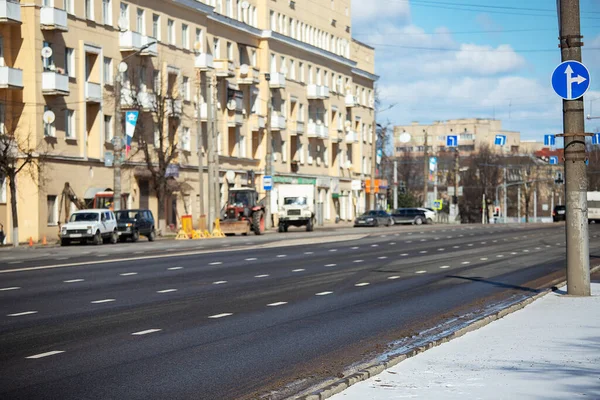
[393,119,520,157]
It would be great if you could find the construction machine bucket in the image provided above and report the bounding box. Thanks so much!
[220,220,251,236]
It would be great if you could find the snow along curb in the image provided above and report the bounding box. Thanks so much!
[296,264,600,400]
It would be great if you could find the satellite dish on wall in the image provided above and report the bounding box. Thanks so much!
[118,17,129,31]
[239,64,249,75]
[240,0,250,9]
[41,47,53,59]
[118,62,128,73]
[226,99,237,111]
[193,41,203,53]
[43,110,56,124]
[399,132,412,143]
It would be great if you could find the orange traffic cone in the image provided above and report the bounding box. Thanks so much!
[28,237,33,247]
[42,236,47,245]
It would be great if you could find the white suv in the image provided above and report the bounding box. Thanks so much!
[60,209,118,246]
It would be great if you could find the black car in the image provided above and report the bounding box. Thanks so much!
[553,205,566,222]
[391,208,428,225]
[354,210,393,227]
[115,209,156,242]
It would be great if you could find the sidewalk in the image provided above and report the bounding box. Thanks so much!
[331,282,600,400]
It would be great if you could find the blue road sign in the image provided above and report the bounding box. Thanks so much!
[551,60,591,100]
[593,133,600,145]
[447,135,458,148]
[494,135,507,146]
[544,134,556,146]
[549,156,559,165]
[429,156,437,173]
[263,175,273,191]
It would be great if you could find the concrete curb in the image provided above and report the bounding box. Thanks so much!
[296,264,600,400]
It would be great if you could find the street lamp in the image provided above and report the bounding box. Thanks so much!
[112,40,157,212]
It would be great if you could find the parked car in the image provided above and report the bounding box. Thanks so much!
[417,207,436,224]
[354,210,393,227]
[391,208,428,225]
[553,205,566,222]
[115,209,156,242]
[60,209,118,246]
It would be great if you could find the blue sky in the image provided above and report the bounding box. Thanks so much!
[351,0,600,141]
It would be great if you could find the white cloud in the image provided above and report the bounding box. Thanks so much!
[422,44,526,75]
[352,0,410,24]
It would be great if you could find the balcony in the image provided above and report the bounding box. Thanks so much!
[250,115,265,131]
[227,112,244,127]
[214,59,235,78]
[307,122,328,138]
[295,121,305,135]
[121,89,157,111]
[166,99,183,117]
[331,131,343,143]
[237,65,260,85]
[195,53,214,71]
[85,81,102,103]
[345,94,357,108]
[345,130,358,143]
[0,0,21,24]
[119,31,158,56]
[269,72,286,89]
[307,84,330,100]
[0,66,23,89]
[42,71,69,95]
[40,6,68,31]
[270,113,286,131]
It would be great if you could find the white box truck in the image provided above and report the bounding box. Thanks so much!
[277,184,315,232]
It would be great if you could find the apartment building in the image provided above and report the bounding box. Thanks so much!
[0,0,377,244]
[393,119,521,157]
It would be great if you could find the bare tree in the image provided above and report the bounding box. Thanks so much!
[0,112,48,246]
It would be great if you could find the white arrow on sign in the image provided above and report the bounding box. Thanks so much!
[565,64,587,100]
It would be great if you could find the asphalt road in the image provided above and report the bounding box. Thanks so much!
[0,222,597,400]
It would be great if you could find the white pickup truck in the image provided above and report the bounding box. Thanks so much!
[60,209,119,246]
[277,184,315,232]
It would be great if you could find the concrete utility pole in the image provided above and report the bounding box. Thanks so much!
[113,68,123,212]
[518,186,521,222]
[265,73,273,229]
[422,129,428,207]
[207,73,215,233]
[503,167,507,223]
[369,117,377,210]
[196,70,205,221]
[393,159,398,209]
[213,76,221,226]
[559,0,591,295]
[453,148,459,221]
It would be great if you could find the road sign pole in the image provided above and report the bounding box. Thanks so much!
[559,0,591,296]
[393,159,398,210]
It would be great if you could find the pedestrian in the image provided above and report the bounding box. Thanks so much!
[0,223,5,245]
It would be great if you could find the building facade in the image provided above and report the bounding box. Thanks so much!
[393,119,520,157]
[0,0,377,244]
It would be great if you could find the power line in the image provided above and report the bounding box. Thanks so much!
[353,26,600,37]
[360,43,600,52]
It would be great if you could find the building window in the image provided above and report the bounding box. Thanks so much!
[65,48,75,78]
[195,28,203,51]
[47,195,58,225]
[280,56,286,75]
[181,24,189,49]
[65,110,75,139]
[43,106,55,137]
[270,10,275,31]
[136,8,145,34]
[298,103,305,121]
[270,53,276,73]
[102,0,112,25]
[167,19,175,45]
[153,70,161,94]
[104,115,113,142]
[0,103,4,134]
[289,59,295,80]
[227,42,233,60]
[42,41,54,72]
[182,76,190,101]
[103,57,112,85]
[299,62,304,83]
[250,49,256,67]
[119,2,129,29]
[180,127,191,151]
[152,14,160,40]
[0,176,6,204]
[282,139,287,162]
[213,38,220,57]
[64,0,74,14]
[85,0,94,20]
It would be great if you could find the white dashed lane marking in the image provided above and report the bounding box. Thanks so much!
[26,351,64,359]
[316,291,333,296]
[438,248,445,251]
[378,256,388,260]
[208,313,233,319]
[351,247,360,250]
[209,262,223,265]
[276,255,287,258]
[324,264,337,267]
[467,244,474,247]
[461,261,471,265]
[406,241,413,244]
[168,267,183,270]
[132,329,161,335]
[267,302,287,307]
[481,257,488,261]
[415,270,427,274]
[371,244,379,247]
[91,299,115,304]
[64,279,84,283]
[304,252,314,255]
[8,311,37,317]
[388,276,400,280]
[254,274,269,278]
[329,249,338,252]
[355,282,370,287]
[497,255,504,258]
[157,289,177,294]
[419,251,428,254]
[292,269,305,272]
[401,253,409,256]
[353,260,364,263]
[440,266,450,269]
[213,281,227,285]
[245,258,257,261]
[120,272,138,276]
[453,246,460,249]
[0,287,20,291]
[8,261,22,264]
